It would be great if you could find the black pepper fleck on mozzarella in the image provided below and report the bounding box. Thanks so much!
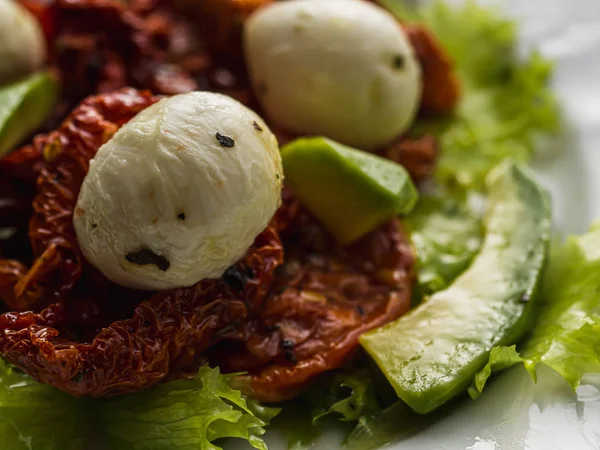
[216,132,235,148]
[392,54,405,70]
[125,248,171,272]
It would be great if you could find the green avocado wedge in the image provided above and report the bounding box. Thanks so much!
[360,161,551,414]
[0,71,58,158]
[281,137,418,245]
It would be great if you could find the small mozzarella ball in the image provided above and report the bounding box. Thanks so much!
[74,92,283,291]
[244,0,422,151]
[0,0,46,85]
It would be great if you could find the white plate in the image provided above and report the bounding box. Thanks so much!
[230,1,600,449]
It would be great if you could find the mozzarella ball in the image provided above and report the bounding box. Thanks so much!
[74,92,283,291]
[244,0,422,151]
[0,0,46,85]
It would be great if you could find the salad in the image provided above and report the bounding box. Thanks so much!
[0,0,596,449]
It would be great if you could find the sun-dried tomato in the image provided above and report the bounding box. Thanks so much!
[0,89,285,397]
[19,0,57,44]
[0,144,44,186]
[30,0,201,109]
[0,222,282,397]
[185,0,273,60]
[20,0,265,128]
[382,134,439,183]
[405,24,461,116]
[0,88,413,399]
[0,145,43,259]
[0,186,31,230]
[0,89,159,311]
[210,200,414,402]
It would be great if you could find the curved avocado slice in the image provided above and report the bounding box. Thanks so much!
[360,161,551,414]
[0,71,58,158]
[281,137,418,245]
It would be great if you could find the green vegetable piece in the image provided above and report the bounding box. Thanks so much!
[102,366,279,450]
[281,137,418,245]
[312,370,381,424]
[360,161,551,414]
[0,359,91,450]
[471,222,600,398]
[406,194,482,302]
[0,71,58,158]
[0,359,278,450]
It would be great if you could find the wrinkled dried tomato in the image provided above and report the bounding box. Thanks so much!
[210,201,414,402]
[0,219,282,397]
[0,145,43,263]
[1,89,159,311]
[185,0,274,60]
[382,134,439,183]
[0,188,30,231]
[405,24,461,115]
[31,0,200,109]
[0,89,283,397]
[28,0,261,119]
[0,89,413,400]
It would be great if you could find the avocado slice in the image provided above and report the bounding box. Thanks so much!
[360,161,551,414]
[0,71,58,158]
[281,137,418,245]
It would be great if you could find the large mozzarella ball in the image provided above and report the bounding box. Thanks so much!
[74,92,283,291]
[0,0,46,85]
[244,0,422,151]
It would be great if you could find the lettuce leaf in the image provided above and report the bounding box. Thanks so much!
[0,362,278,450]
[102,366,279,450]
[383,0,560,191]
[424,2,560,190]
[273,364,394,450]
[345,400,437,450]
[271,400,323,450]
[406,195,482,302]
[274,369,381,450]
[470,224,600,398]
[311,371,380,425]
[0,359,90,450]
